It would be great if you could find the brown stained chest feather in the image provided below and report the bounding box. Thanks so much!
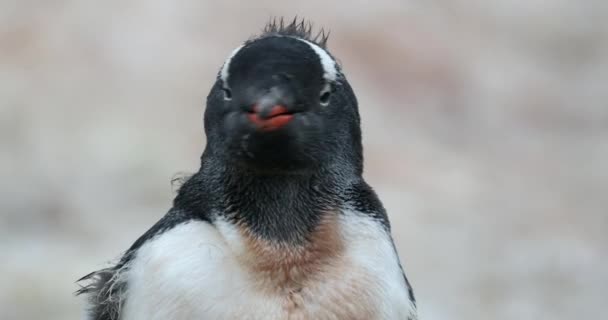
[235,212,345,291]
[232,212,379,319]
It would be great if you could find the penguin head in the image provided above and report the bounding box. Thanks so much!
[204,19,362,175]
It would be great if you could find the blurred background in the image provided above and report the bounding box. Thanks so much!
[1,0,607,319]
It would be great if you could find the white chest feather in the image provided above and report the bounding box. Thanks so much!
[119,211,416,320]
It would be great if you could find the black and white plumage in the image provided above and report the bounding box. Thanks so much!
[77,18,417,320]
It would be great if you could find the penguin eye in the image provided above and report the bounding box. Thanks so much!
[222,88,232,101]
[319,84,332,106]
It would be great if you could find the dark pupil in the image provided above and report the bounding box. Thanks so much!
[320,91,331,103]
[222,88,232,99]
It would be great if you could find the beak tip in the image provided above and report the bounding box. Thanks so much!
[254,104,289,120]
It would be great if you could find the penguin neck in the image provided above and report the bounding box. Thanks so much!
[213,163,345,244]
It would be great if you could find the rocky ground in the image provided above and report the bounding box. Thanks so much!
[1,1,607,319]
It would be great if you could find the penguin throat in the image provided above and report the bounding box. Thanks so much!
[220,172,339,244]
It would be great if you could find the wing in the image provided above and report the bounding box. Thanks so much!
[76,173,212,320]
[76,208,201,320]
[344,179,418,315]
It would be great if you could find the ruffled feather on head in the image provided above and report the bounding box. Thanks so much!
[259,17,330,48]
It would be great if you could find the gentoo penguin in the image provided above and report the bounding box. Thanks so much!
[77,18,418,320]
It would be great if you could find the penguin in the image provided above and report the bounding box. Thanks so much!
[77,18,418,320]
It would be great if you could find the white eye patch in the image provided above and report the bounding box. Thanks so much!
[293,38,338,83]
[219,44,244,88]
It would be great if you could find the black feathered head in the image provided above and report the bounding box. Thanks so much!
[203,18,362,176]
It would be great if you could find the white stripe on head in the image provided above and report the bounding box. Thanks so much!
[294,38,338,82]
[220,45,244,88]
[219,38,338,87]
